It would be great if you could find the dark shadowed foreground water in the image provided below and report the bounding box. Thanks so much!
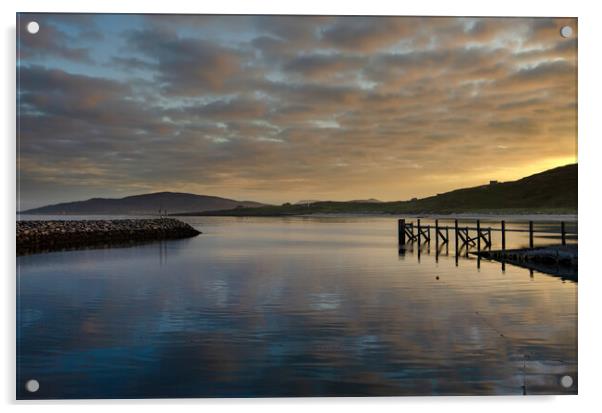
[17,216,577,398]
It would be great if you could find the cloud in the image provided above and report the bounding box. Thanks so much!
[487,118,539,134]
[493,60,576,94]
[526,17,577,45]
[109,56,155,72]
[18,16,94,63]
[18,65,168,131]
[283,54,363,79]
[126,28,243,96]
[320,16,421,51]
[180,98,268,120]
[16,15,577,208]
[254,15,330,45]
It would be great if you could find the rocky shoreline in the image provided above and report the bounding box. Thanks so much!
[17,219,201,255]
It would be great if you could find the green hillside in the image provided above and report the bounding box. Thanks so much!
[177,164,577,216]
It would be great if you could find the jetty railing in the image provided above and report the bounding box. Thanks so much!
[398,218,576,253]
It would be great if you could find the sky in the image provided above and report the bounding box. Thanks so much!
[17,14,577,209]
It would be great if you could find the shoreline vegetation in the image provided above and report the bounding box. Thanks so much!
[174,206,577,218]
[16,219,200,255]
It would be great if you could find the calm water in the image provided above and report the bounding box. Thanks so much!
[17,216,577,398]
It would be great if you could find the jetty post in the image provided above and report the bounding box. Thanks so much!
[417,219,421,245]
[529,221,534,248]
[435,223,439,262]
[561,221,566,246]
[476,219,481,252]
[398,219,405,245]
[454,219,459,255]
[501,220,506,251]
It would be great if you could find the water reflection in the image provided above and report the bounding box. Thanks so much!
[17,216,577,398]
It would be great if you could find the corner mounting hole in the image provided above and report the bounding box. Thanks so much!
[25,379,39,393]
[26,21,39,34]
[560,26,573,38]
[560,375,573,388]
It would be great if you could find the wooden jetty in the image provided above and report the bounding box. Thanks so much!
[398,218,575,252]
[397,217,577,278]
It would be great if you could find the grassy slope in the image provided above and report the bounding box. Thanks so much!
[177,163,577,216]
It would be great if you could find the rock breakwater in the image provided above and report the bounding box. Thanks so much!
[17,218,201,255]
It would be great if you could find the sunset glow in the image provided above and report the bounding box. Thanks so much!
[17,15,577,209]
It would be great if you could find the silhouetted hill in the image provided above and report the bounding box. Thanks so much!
[180,164,577,216]
[349,198,383,203]
[22,192,266,215]
[399,163,577,212]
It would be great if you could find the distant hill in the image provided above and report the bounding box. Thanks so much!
[180,164,577,216]
[22,192,266,215]
[396,163,577,212]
